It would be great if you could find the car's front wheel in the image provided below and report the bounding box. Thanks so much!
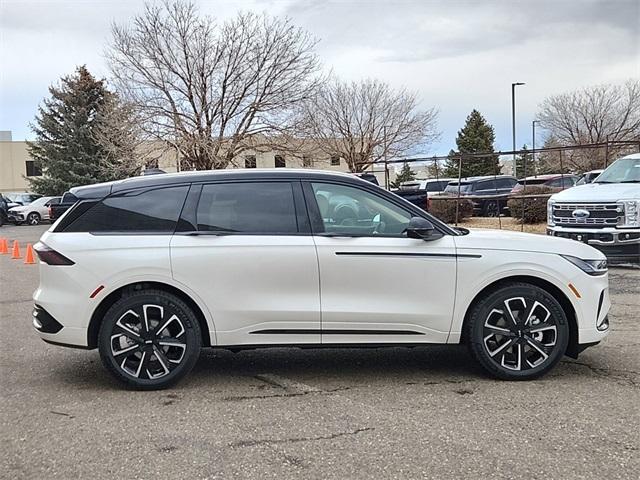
[483,200,499,217]
[27,212,41,225]
[465,282,569,380]
[98,289,202,389]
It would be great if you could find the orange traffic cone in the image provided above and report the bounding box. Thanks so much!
[24,244,36,265]
[0,238,8,254]
[11,240,21,259]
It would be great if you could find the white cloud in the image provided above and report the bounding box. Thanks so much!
[1,0,638,154]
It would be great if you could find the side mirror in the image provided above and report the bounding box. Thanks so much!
[406,216,440,240]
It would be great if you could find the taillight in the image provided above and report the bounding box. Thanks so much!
[33,242,75,265]
[48,206,52,218]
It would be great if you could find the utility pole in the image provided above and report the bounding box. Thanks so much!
[383,125,390,189]
[532,120,539,177]
[512,82,525,177]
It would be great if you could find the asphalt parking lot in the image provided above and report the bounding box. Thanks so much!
[1,224,638,479]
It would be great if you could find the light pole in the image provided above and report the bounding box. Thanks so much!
[532,120,539,177]
[512,82,525,177]
[383,125,390,189]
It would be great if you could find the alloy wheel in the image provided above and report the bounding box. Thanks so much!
[484,201,499,217]
[27,213,40,225]
[109,304,187,380]
[482,296,558,371]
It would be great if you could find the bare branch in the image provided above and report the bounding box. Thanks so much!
[537,79,640,170]
[296,78,439,172]
[106,0,321,170]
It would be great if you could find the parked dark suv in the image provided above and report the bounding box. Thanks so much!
[511,174,579,194]
[441,175,518,216]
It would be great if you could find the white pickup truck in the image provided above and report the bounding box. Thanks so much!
[547,153,640,263]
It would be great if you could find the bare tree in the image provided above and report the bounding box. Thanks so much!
[298,78,439,172]
[537,79,640,170]
[106,1,321,170]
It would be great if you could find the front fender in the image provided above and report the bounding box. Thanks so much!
[448,250,581,343]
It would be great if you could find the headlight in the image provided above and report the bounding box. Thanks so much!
[619,200,640,228]
[547,200,555,226]
[561,255,608,276]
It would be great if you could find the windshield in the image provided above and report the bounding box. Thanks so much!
[595,157,640,183]
[29,197,51,207]
[6,193,41,204]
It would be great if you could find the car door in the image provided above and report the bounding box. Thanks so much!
[305,180,458,344]
[170,181,321,346]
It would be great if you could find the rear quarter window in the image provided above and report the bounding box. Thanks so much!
[196,182,298,234]
[64,185,189,233]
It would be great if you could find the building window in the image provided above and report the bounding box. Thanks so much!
[302,156,312,168]
[274,155,286,168]
[330,156,340,166]
[25,160,42,177]
[245,155,256,169]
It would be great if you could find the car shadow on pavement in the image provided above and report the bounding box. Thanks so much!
[44,344,614,391]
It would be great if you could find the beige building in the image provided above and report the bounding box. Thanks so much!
[0,131,41,193]
[0,130,387,193]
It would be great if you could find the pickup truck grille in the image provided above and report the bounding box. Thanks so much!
[552,203,623,228]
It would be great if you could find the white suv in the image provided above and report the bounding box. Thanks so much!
[33,170,611,389]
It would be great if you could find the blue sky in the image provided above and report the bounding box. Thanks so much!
[1,0,638,155]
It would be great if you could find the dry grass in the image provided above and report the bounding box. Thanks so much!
[454,217,547,235]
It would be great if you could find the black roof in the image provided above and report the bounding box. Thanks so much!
[70,169,371,199]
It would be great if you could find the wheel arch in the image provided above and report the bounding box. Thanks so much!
[460,275,579,358]
[87,281,212,349]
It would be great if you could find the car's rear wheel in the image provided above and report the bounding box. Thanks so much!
[27,212,41,225]
[465,283,569,380]
[98,289,201,390]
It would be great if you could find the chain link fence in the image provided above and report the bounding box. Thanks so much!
[376,140,640,231]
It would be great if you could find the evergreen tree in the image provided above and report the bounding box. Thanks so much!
[425,155,444,178]
[27,66,139,195]
[443,110,500,178]
[443,149,460,177]
[390,162,416,188]
[515,144,536,178]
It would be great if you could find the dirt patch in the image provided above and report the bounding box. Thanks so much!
[456,217,547,234]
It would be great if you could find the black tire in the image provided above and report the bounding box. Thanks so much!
[98,289,202,390]
[483,200,499,217]
[27,212,41,225]
[464,282,569,380]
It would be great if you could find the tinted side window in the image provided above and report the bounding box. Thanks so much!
[496,178,516,189]
[65,186,188,233]
[476,180,496,191]
[197,182,298,234]
[547,178,563,187]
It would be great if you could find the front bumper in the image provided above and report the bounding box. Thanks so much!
[547,226,640,262]
[8,212,25,223]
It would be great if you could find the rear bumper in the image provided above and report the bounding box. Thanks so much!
[32,304,91,347]
[547,227,640,262]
